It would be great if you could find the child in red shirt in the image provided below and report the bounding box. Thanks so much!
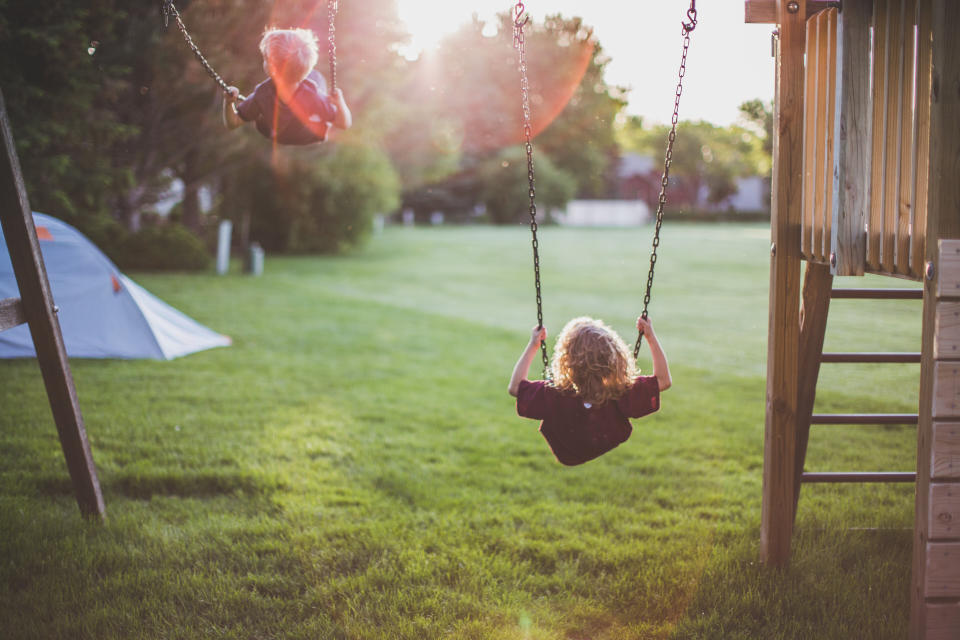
[223,28,352,145]
[508,316,672,465]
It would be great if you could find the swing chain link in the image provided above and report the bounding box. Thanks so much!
[633,0,697,360]
[513,1,549,379]
[327,0,338,94]
[160,0,237,98]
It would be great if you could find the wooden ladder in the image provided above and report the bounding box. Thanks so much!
[793,269,922,509]
[0,87,105,518]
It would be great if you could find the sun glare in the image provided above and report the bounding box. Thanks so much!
[395,0,500,60]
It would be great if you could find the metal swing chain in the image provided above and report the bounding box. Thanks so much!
[633,0,698,360]
[327,0,338,93]
[513,1,549,378]
[160,0,240,98]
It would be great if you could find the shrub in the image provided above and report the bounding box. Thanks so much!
[220,144,401,254]
[113,223,211,271]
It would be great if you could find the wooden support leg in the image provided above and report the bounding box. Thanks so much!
[760,0,807,566]
[794,262,833,519]
[910,1,960,636]
[0,88,105,519]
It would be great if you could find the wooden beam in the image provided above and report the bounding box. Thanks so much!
[0,87,105,519]
[932,361,960,418]
[925,542,960,598]
[867,0,890,270]
[761,0,806,567]
[911,1,960,635]
[929,483,960,539]
[896,0,918,276]
[911,0,933,278]
[935,301,960,360]
[831,0,871,276]
[927,602,960,640]
[794,262,832,518]
[0,296,25,331]
[932,423,960,480]
[938,239,960,298]
[745,0,838,23]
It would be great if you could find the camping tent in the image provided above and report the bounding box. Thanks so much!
[0,213,231,359]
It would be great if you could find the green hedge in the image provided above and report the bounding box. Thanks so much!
[111,223,211,272]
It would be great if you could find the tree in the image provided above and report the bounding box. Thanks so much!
[617,117,768,209]
[395,11,624,217]
[0,0,137,230]
[479,147,576,224]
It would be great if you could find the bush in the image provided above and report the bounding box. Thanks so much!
[113,223,211,271]
[220,145,401,254]
[479,148,576,224]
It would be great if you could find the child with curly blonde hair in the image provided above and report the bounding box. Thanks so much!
[508,316,671,466]
[223,27,351,145]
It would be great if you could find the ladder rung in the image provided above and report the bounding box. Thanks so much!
[830,288,922,299]
[811,413,918,425]
[0,297,25,332]
[801,472,916,483]
[820,352,922,363]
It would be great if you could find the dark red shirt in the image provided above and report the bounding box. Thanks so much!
[516,376,661,466]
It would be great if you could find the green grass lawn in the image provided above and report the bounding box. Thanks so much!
[0,224,920,639]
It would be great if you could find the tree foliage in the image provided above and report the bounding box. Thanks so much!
[617,115,769,208]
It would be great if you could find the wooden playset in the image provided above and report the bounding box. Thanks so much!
[747,1,959,637]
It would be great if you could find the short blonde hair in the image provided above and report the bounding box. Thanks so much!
[259,28,319,86]
[550,317,636,405]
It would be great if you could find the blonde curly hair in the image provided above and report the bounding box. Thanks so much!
[259,28,319,87]
[549,317,637,405]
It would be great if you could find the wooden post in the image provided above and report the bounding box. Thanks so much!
[831,0,871,276]
[0,87,105,519]
[910,0,960,635]
[794,261,833,517]
[761,0,806,566]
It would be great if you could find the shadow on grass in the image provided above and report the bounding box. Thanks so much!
[35,470,285,501]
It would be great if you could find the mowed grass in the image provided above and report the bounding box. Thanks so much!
[0,224,919,639]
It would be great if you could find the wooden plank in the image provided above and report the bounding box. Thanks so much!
[911,0,933,278]
[933,423,960,480]
[880,0,905,274]
[0,87,105,519]
[930,483,960,539]
[813,11,830,261]
[802,14,818,259]
[867,0,889,270]
[927,601,960,640]
[933,361,960,418]
[0,296,25,332]
[925,542,960,598]
[939,239,960,299]
[935,301,960,360]
[802,471,915,482]
[761,0,806,567]
[896,0,917,276]
[831,0,871,276]
[831,287,922,299]
[912,2,960,634]
[821,8,837,262]
[745,0,837,23]
[793,262,832,518]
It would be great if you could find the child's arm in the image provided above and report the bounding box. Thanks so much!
[508,326,547,397]
[331,88,352,130]
[223,87,244,130]
[637,316,672,391]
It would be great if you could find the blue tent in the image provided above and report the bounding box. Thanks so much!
[0,213,231,359]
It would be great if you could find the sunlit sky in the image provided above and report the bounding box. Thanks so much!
[395,0,776,126]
